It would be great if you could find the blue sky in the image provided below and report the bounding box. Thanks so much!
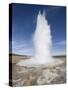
[10,3,66,56]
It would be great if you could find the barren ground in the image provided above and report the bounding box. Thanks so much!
[9,55,66,86]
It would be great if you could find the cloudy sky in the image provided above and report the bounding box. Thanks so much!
[10,3,66,56]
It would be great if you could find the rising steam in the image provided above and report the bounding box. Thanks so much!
[34,11,53,64]
[17,11,54,66]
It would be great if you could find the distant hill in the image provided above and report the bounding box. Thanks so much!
[9,53,31,57]
[9,53,31,63]
[53,55,66,58]
[9,53,66,64]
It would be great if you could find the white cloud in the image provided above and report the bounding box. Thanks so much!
[55,40,66,46]
[52,50,66,56]
[52,40,66,56]
[12,40,33,55]
[17,47,33,53]
[12,40,27,48]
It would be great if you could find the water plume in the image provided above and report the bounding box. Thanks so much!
[34,11,54,64]
[17,11,55,67]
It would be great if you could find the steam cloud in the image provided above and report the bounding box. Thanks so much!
[17,11,54,67]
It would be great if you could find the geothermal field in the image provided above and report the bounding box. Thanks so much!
[10,12,66,86]
[10,55,66,86]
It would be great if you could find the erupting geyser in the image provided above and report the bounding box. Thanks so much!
[34,11,54,64]
[17,11,56,67]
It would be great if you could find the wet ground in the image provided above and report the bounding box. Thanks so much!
[10,56,66,86]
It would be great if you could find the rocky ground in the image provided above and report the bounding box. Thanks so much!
[11,57,66,87]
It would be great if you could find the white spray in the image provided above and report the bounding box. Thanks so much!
[17,11,54,66]
[34,11,53,64]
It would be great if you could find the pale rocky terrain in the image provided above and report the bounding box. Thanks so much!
[9,54,31,63]
[10,56,66,87]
